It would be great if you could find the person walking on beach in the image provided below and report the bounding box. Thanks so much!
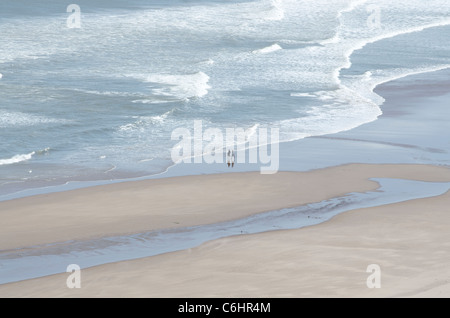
[227,149,231,167]
[231,150,235,168]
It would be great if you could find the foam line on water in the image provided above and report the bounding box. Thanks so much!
[0,111,65,128]
[0,152,35,166]
[252,43,282,54]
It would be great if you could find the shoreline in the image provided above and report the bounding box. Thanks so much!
[1,67,449,202]
[1,67,449,296]
[2,163,450,251]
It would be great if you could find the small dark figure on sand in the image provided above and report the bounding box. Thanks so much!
[231,150,235,168]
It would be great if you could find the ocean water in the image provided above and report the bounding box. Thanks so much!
[1,0,449,196]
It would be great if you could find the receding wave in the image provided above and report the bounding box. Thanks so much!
[129,72,211,101]
[0,152,35,166]
[252,43,282,54]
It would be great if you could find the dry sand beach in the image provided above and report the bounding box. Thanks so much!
[3,163,449,251]
[1,68,450,298]
[0,164,449,297]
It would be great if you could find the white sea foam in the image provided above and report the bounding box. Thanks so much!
[136,72,211,101]
[342,64,450,107]
[321,0,369,45]
[0,152,35,166]
[72,89,145,98]
[282,62,450,143]
[0,111,63,128]
[362,71,372,81]
[252,43,282,54]
[131,99,172,104]
[294,0,450,141]
[290,92,316,98]
[336,20,450,83]
[322,1,450,86]
[118,109,176,132]
[1,0,449,184]
[278,91,382,142]
[198,59,215,65]
[265,0,285,21]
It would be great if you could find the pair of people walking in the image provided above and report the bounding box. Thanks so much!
[227,149,235,168]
